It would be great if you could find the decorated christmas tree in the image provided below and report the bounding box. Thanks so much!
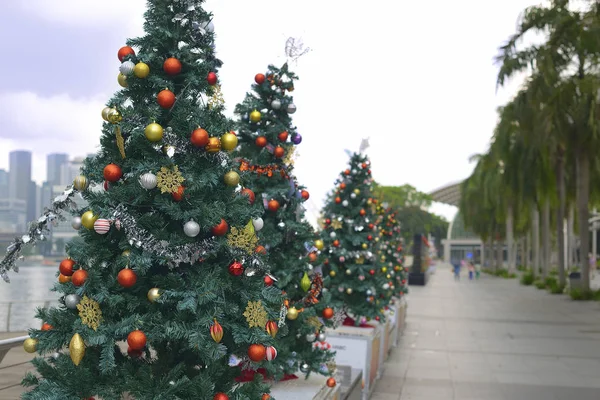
[233,58,336,382]
[319,148,392,325]
[375,206,408,301]
[11,2,286,399]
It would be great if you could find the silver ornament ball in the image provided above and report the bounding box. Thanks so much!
[317,333,326,342]
[342,200,349,207]
[277,221,285,230]
[119,60,135,76]
[300,363,309,373]
[65,294,81,309]
[183,220,201,237]
[286,103,297,114]
[306,333,316,342]
[329,231,336,238]
[71,216,82,230]
[350,193,357,199]
[252,217,264,231]
[139,172,158,190]
[271,99,282,110]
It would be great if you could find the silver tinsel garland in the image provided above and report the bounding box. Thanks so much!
[0,187,78,283]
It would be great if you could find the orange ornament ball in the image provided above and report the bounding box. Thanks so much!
[103,164,123,182]
[359,209,366,216]
[322,307,334,320]
[264,275,274,286]
[255,73,266,84]
[335,197,341,204]
[362,162,367,168]
[273,146,285,158]
[267,199,280,212]
[248,344,266,362]
[72,269,88,287]
[344,169,351,175]
[255,245,267,255]
[211,219,229,236]
[118,268,137,288]
[255,136,268,148]
[301,190,310,200]
[127,330,147,351]
[172,186,185,202]
[261,395,271,400]
[240,188,255,204]
[205,137,222,153]
[58,273,71,284]
[213,393,229,400]
[41,322,53,331]
[308,252,318,263]
[163,57,182,75]
[191,128,209,147]
[326,378,337,388]
[333,240,340,247]
[340,183,346,190]
[118,46,135,61]
[157,89,176,109]
[278,131,289,142]
[59,259,75,276]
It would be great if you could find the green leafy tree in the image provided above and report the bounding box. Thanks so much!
[319,153,391,325]
[233,63,335,380]
[21,2,283,399]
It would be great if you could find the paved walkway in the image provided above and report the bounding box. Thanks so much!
[374,263,600,400]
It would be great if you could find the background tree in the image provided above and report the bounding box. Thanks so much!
[233,63,335,381]
[19,2,283,399]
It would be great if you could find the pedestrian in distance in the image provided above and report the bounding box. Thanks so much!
[475,263,481,280]
[468,261,475,280]
[451,259,461,281]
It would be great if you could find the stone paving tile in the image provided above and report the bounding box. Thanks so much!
[374,263,600,400]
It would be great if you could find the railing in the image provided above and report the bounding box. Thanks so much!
[0,335,29,364]
[0,300,59,333]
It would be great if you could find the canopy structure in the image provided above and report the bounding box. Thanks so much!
[428,181,484,264]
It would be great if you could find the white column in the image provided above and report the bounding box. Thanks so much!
[593,208,597,265]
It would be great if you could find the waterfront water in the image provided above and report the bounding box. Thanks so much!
[0,265,59,332]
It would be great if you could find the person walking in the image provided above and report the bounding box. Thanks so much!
[468,261,475,280]
[475,263,481,280]
[452,260,461,281]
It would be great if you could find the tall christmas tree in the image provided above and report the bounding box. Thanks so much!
[17,2,284,399]
[375,206,408,301]
[233,61,336,382]
[319,150,392,325]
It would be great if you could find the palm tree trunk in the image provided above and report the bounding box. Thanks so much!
[532,205,540,279]
[576,150,590,291]
[557,157,566,287]
[506,205,515,273]
[568,206,575,267]
[525,231,531,270]
[496,239,503,270]
[542,200,551,278]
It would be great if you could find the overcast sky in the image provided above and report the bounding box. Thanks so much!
[0,0,541,225]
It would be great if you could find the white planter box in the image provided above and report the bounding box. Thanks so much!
[327,324,382,400]
[338,368,363,400]
[270,373,340,400]
[391,298,407,348]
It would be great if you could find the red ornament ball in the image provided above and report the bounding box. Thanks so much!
[255,73,266,84]
[255,136,268,148]
[41,322,53,331]
[72,269,88,287]
[59,259,75,276]
[375,316,380,321]
[207,72,218,85]
[322,307,334,319]
[248,344,266,362]
[157,89,176,109]
[211,219,229,236]
[191,128,209,147]
[228,261,244,276]
[273,146,285,158]
[369,269,375,276]
[118,46,135,62]
[118,268,137,288]
[264,275,274,286]
[267,199,280,212]
[325,218,332,225]
[367,235,373,241]
[361,162,367,168]
[103,164,122,182]
[301,190,310,200]
[213,393,229,400]
[163,57,182,75]
[278,131,289,142]
[127,330,147,351]
[172,186,185,202]
[369,223,374,230]
[240,188,255,204]
[326,378,337,388]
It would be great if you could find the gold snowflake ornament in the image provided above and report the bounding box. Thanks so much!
[208,84,225,109]
[77,296,103,331]
[330,219,343,230]
[283,145,296,166]
[227,221,259,254]
[356,256,365,264]
[306,316,323,330]
[156,165,185,194]
[243,300,268,328]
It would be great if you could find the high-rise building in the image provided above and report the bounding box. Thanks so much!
[27,181,40,223]
[8,150,32,201]
[0,169,8,199]
[47,153,69,186]
[60,157,85,187]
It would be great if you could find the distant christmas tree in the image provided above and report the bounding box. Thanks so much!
[16,2,285,399]
[319,151,392,325]
[376,206,409,299]
[233,62,336,381]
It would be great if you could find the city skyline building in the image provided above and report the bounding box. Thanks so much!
[47,153,69,186]
[8,150,31,202]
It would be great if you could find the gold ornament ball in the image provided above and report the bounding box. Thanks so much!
[147,288,161,302]
[286,307,299,320]
[81,211,99,230]
[367,199,372,205]
[122,250,131,257]
[386,274,391,279]
[23,338,38,353]
[375,237,380,242]
[353,189,360,195]
[73,175,89,191]
[314,239,324,250]
[249,110,261,123]
[101,106,112,121]
[346,288,353,295]
[107,108,123,124]
[133,62,150,78]
[221,132,238,151]
[224,171,240,186]
[381,267,387,273]
[117,73,128,88]
[329,270,336,277]
[145,122,164,142]
[361,243,368,249]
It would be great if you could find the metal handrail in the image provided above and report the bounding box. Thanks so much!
[0,300,58,332]
[0,335,29,364]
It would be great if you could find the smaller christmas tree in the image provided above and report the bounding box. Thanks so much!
[319,151,391,325]
[376,206,409,301]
